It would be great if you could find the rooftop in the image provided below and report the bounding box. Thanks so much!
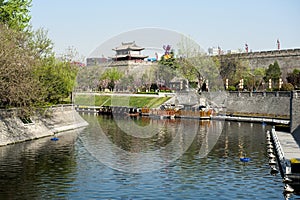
[113,41,144,51]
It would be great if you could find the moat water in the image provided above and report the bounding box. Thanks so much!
[0,114,294,199]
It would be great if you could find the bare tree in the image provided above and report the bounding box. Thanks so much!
[0,25,43,115]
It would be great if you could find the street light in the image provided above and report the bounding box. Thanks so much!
[279,78,283,90]
[248,72,255,92]
[269,79,272,90]
[239,79,244,91]
[225,79,228,90]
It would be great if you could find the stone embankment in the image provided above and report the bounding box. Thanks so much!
[0,105,88,146]
[200,91,300,134]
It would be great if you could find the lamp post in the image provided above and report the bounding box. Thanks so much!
[268,79,272,90]
[239,79,244,91]
[225,79,228,90]
[279,78,283,90]
[248,72,255,92]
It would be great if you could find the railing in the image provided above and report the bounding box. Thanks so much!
[228,91,292,98]
[216,48,300,59]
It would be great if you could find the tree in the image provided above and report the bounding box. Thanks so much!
[77,65,104,91]
[219,56,251,90]
[31,31,79,104]
[286,69,300,89]
[158,49,179,70]
[155,63,177,88]
[100,68,124,91]
[29,28,54,59]
[0,4,79,113]
[265,61,282,89]
[36,57,78,104]
[252,67,266,91]
[176,36,222,91]
[0,24,43,115]
[281,83,294,91]
[179,55,222,91]
[0,0,32,31]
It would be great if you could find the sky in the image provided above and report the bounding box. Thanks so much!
[30,0,300,61]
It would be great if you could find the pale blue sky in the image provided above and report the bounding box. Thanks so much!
[30,0,300,59]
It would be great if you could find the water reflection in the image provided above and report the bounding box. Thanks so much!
[0,115,292,199]
[79,115,224,173]
[0,130,79,199]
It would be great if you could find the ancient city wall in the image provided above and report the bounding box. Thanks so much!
[218,48,300,78]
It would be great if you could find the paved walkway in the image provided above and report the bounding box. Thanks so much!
[276,131,300,160]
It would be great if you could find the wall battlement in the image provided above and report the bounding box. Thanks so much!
[218,48,300,59]
[216,48,300,78]
[228,91,292,98]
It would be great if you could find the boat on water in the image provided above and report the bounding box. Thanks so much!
[126,112,140,117]
[141,103,214,120]
[240,157,250,162]
[125,107,140,117]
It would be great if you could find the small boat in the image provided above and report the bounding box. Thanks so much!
[126,112,140,117]
[240,157,251,162]
[267,144,273,149]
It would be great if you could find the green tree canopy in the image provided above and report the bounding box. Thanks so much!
[36,57,78,104]
[100,67,124,91]
[265,61,282,81]
[252,67,266,91]
[286,68,300,89]
[158,50,179,70]
[29,28,54,59]
[219,56,251,90]
[0,0,32,31]
[265,61,282,89]
[0,24,79,114]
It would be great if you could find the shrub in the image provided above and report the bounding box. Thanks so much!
[227,86,236,91]
[281,83,294,91]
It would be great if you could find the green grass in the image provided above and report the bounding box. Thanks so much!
[74,94,170,108]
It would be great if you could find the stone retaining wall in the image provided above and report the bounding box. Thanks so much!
[291,91,300,134]
[226,91,290,117]
[203,91,300,134]
[0,105,88,146]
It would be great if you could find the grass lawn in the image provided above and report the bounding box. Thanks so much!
[74,94,170,108]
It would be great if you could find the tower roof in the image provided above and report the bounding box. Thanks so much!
[113,41,144,51]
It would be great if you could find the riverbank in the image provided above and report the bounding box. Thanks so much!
[0,104,88,146]
[74,92,172,108]
[268,127,300,194]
